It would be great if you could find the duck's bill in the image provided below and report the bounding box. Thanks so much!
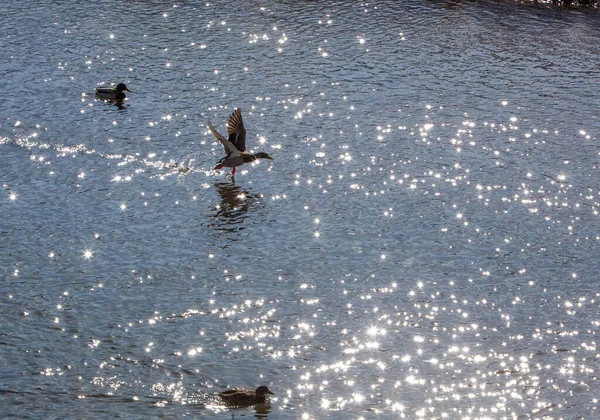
[125,88,132,92]
[214,164,224,170]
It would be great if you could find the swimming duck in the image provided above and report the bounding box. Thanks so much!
[218,385,274,406]
[208,108,273,176]
[95,83,131,100]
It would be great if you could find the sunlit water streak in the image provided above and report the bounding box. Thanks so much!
[1,0,600,419]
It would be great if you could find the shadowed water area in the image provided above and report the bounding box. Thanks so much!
[1,0,600,418]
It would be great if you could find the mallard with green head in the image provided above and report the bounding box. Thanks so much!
[218,385,274,407]
[95,83,131,100]
[208,108,273,176]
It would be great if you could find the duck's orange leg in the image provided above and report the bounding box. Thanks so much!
[231,167,236,175]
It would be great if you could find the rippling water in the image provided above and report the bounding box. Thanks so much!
[2,1,600,418]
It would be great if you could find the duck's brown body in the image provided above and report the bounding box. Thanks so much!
[218,385,273,406]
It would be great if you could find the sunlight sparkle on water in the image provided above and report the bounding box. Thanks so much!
[83,249,93,260]
[353,393,365,403]
[187,347,202,356]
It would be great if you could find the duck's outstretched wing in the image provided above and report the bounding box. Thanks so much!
[226,108,247,152]
[208,121,241,157]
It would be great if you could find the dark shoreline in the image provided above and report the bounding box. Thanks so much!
[529,0,599,6]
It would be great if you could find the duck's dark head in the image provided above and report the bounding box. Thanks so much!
[116,83,131,93]
[255,386,274,397]
[253,152,273,160]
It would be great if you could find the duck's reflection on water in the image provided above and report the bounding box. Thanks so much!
[253,402,271,417]
[205,402,271,418]
[94,95,128,111]
[210,179,261,232]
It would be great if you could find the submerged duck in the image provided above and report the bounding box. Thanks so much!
[208,108,273,176]
[218,385,274,406]
[95,83,131,100]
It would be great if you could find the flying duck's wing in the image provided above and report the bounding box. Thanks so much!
[226,108,247,152]
[208,121,241,157]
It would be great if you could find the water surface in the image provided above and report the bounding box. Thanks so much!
[1,0,600,418]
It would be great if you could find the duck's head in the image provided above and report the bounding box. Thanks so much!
[255,386,274,397]
[116,83,131,93]
[254,152,273,160]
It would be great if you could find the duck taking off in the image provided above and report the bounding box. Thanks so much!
[95,83,131,100]
[208,108,273,176]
